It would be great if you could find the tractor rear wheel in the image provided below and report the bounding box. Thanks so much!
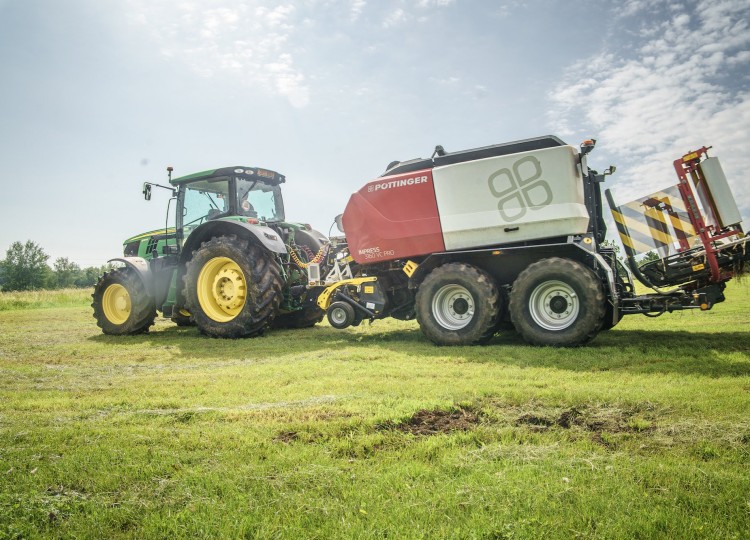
[509,257,605,346]
[92,267,156,335]
[415,263,499,345]
[184,235,282,338]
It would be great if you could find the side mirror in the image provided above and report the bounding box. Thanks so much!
[334,214,345,234]
[143,183,152,201]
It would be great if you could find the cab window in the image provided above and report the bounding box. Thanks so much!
[236,178,284,222]
[181,178,230,238]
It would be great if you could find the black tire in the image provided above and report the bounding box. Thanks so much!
[171,309,195,327]
[327,301,356,329]
[492,288,516,333]
[184,235,282,338]
[92,267,156,335]
[509,257,605,346]
[272,305,325,329]
[415,263,500,346]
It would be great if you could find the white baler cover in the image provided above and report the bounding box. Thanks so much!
[432,144,589,250]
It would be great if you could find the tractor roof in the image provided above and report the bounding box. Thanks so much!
[171,166,286,186]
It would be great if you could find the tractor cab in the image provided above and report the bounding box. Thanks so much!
[170,166,287,248]
[125,166,288,260]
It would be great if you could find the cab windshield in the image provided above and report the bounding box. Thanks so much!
[236,177,284,222]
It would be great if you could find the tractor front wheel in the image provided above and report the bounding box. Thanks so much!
[92,267,156,335]
[509,257,605,346]
[415,263,500,345]
[184,235,282,338]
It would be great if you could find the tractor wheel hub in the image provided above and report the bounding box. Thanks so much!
[213,267,245,310]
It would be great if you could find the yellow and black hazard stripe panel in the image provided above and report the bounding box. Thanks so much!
[640,186,695,246]
[606,186,696,258]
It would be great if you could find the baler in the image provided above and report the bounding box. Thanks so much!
[307,136,749,346]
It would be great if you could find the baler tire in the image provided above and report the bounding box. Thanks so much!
[509,257,605,346]
[271,305,325,329]
[184,235,282,338]
[92,267,156,335]
[327,301,357,329]
[492,289,516,334]
[415,263,500,346]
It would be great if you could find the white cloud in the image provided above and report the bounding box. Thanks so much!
[350,0,366,22]
[126,1,309,108]
[548,1,750,222]
[417,0,455,7]
[382,8,407,28]
[618,0,649,17]
[470,84,488,100]
[431,76,460,85]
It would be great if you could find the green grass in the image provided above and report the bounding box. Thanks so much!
[0,283,749,539]
[0,288,91,312]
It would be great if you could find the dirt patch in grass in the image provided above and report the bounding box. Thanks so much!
[513,403,657,448]
[515,413,556,429]
[514,407,587,430]
[272,401,659,446]
[391,406,481,436]
[274,430,300,444]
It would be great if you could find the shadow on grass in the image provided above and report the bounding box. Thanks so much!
[88,320,750,378]
[352,327,750,377]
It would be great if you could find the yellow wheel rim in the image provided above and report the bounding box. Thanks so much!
[197,257,247,322]
[102,283,131,325]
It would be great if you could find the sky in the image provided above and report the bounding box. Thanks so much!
[1,0,748,267]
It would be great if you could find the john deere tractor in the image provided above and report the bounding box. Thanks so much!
[92,166,328,338]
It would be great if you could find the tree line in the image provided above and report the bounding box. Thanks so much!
[0,240,109,292]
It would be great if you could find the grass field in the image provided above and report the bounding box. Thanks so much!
[1,284,749,539]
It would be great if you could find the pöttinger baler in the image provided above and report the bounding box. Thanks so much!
[307,136,748,346]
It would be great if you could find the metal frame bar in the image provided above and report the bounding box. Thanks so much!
[672,147,735,282]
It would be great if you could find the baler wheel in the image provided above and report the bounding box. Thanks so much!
[415,263,499,345]
[184,235,282,338]
[509,257,605,346]
[327,301,356,329]
[92,267,156,335]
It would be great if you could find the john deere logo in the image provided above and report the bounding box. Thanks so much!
[488,156,553,222]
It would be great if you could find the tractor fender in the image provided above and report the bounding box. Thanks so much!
[180,218,288,263]
[108,257,154,295]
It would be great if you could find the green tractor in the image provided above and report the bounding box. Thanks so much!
[92,166,328,338]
